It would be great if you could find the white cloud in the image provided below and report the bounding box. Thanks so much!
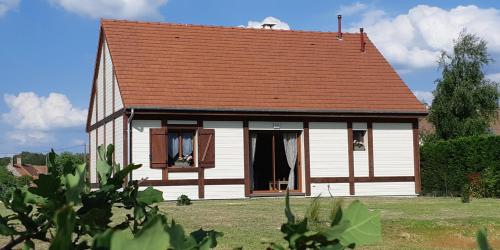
[486,73,500,82]
[350,5,500,69]
[241,16,290,30]
[338,2,367,16]
[8,130,53,145]
[49,0,168,19]
[2,92,87,130]
[0,0,20,17]
[413,90,434,105]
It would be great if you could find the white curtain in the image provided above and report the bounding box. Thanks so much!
[182,133,193,156]
[249,133,257,191]
[283,133,297,190]
[168,134,179,159]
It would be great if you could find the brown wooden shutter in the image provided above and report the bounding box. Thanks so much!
[150,128,168,168]
[198,129,215,168]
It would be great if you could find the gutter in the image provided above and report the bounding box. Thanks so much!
[127,108,135,182]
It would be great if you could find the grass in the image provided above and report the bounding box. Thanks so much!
[154,197,500,250]
[0,197,499,249]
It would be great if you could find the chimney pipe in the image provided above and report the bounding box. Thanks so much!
[360,27,365,52]
[337,15,342,39]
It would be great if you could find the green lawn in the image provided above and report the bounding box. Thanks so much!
[0,197,499,249]
[155,197,500,250]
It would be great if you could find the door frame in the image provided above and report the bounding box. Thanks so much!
[249,130,303,194]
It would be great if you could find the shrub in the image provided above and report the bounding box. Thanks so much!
[0,166,31,201]
[176,194,192,206]
[420,135,500,197]
[268,193,381,249]
[0,145,221,249]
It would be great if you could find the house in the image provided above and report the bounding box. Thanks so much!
[86,18,427,200]
[7,157,48,180]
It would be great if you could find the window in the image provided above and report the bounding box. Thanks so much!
[168,130,195,167]
[353,130,366,151]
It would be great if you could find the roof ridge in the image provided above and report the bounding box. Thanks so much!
[101,18,364,35]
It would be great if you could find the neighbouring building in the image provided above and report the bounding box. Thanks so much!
[7,157,47,180]
[86,18,427,200]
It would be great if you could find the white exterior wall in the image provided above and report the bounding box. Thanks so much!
[131,120,162,180]
[90,98,96,125]
[311,183,350,197]
[372,123,414,176]
[148,186,199,200]
[96,51,104,121]
[355,182,416,196]
[105,122,113,148]
[114,75,123,110]
[114,116,124,167]
[353,122,369,177]
[168,172,198,180]
[104,41,113,117]
[204,185,245,199]
[97,126,104,152]
[90,130,97,183]
[202,121,245,179]
[309,122,349,177]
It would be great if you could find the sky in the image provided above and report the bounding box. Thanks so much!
[1,0,500,156]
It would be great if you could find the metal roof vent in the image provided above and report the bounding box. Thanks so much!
[261,23,276,29]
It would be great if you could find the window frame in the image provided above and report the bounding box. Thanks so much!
[167,126,197,168]
[352,129,367,151]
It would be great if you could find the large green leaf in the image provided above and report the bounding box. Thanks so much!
[136,187,163,205]
[49,205,76,250]
[29,174,60,198]
[109,215,170,250]
[165,220,197,249]
[96,145,112,186]
[338,200,381,247]
[63,163,87,204]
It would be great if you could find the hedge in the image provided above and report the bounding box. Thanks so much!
[420,135,500,197]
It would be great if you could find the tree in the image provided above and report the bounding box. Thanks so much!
[429,31,499,140]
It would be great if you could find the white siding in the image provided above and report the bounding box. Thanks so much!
[168,172,198,180]
[90,130,97,183]
[309,122,349,177]
[353,122,369,177]
[131,120,163,180]
[105,122,113,148]
[114,75,123,110]
[204,185,245,199]
[90,98,96,125]
[249,121,302,130]
[104,41,113,116]
[202,121,244,179]
[114,116,124,168]
[311,183,350,197]
[373,123,414,176]
[146,186,199,201]
[96,51,104,121]
[97,126,104,151]
[355,182,416,196]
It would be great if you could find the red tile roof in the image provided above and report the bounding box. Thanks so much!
[101,19,426,114]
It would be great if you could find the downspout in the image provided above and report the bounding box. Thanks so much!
[128,108,135,182]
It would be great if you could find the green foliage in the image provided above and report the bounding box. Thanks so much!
[54,151,86,176]
[0,166,31,201]
[268,193,381,249]
[0,144,221,250]
[305,196,321,224]
[177,194,192,206]
[477,228,492,250]
[429,31,499,140]
[420,135,500,197]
